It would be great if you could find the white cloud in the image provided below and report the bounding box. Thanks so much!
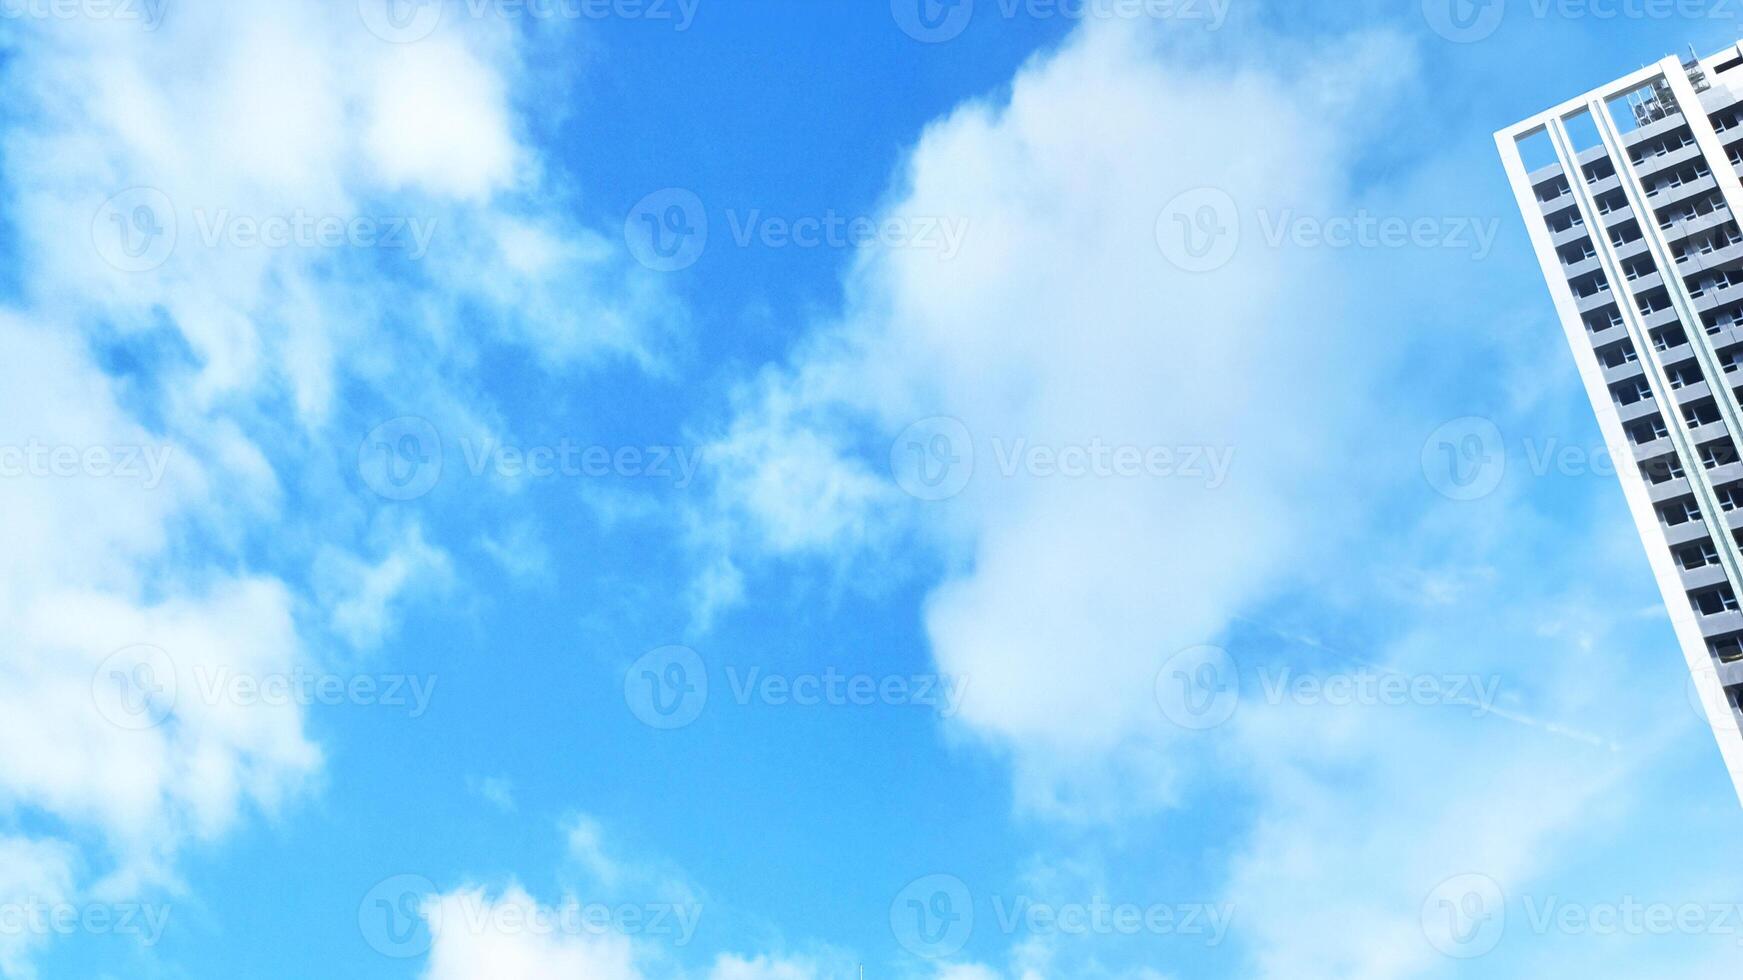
[317,519,455,650]
[564,814,626,890]
[708,953,822,980]
[0,3,678,972]
[691,19,1416,806]
[469,775,518,814]
[363,37,520,201]
[422,886,644,980]
[0,838,75,980]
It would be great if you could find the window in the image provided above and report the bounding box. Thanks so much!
[1701,439,1739,470]
[1629,415,1670,445]
[1718,483,1743,512]
[1679,539,1719,569]
[1643,454,1685,484]
[1693,584,1740,615]
[1614,377,1652,406]
[1711,632,1743,663]
[1662,496,1702,527]
[1668,362,1704,389]
[1684,400,1722,427]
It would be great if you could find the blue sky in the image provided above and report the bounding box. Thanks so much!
[5,1,1743,978]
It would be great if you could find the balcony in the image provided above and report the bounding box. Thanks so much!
[1680,562,1729,590]
[1635,139,1705,180]
[1600,357,1643,385]
[1633,434,1674,461]
[1673,379,1714,406]
[1664,516,1712,547]
[1648,474,1691,504]
[1698,607,1743,638]
[1576,285,1617,314]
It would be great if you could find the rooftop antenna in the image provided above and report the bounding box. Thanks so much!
[1687,43,1713,92]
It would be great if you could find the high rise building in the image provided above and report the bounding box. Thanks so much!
[1497,45,1743,804]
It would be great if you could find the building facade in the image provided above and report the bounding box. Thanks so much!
[1497,45,1743,805]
